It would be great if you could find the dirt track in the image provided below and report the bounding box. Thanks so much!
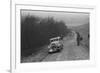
[22,32,89,63]
[42,32,89,62]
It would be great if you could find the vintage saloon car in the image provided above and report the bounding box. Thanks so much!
[48,37,63,53]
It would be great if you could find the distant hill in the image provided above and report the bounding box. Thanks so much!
[69,23,89,34]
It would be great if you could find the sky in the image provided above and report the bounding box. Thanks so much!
[21,10,89,26]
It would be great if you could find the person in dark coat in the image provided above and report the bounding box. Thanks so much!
[76,32,83,46]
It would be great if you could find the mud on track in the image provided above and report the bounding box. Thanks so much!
[21,32,89,63]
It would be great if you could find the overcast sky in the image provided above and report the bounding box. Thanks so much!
[21,10,89,26]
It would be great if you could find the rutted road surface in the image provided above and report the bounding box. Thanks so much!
[22,32,89,63]
[42,32,89,62]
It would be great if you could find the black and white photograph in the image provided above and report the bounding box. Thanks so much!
[21,9,90,63]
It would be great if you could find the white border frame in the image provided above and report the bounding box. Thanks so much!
[11,3,96,73]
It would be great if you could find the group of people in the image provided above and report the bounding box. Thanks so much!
[59,30,89,46]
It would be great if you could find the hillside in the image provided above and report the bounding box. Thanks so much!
[69,23,90,51]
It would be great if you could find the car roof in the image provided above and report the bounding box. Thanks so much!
[50,37,60,41]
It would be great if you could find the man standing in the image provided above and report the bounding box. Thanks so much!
[76,32,82,46]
